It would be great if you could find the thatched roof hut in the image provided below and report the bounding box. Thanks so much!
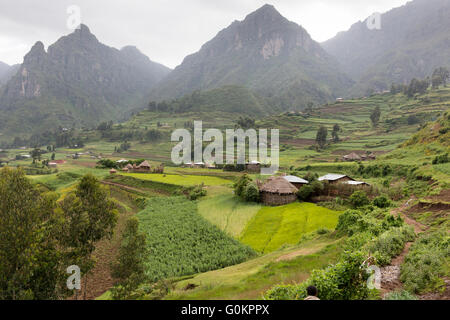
[138,160,151,169]
[260,177,298,206]
[109,168,117,174]
[343,152,362,161]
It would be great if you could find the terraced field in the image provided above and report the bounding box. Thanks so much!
[240,202,342,253]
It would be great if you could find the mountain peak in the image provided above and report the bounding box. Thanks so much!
[245,4,284,21]
[69,24,98,43]
[23,41,47,64]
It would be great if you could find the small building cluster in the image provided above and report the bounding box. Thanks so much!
[258,173,370,206]
[342,152,376,162]
[259,176,300,206]
[117,160,164,174]
[318,173,370,187]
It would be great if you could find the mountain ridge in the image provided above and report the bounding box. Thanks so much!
[150,4,353,110]
[0,24,171,139]
[322,0,450,96]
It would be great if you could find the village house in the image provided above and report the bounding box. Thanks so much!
[318,174,355,184]
[282,175,309,189]
[260,176,299,206]
[343,152,376,162]
[109,168,117,174]
[48,162,58,168]
[194,162,205,168]
[342,152,361,162]
[345,181,371,187]
[246,160,261,173]
[133,160,151,173]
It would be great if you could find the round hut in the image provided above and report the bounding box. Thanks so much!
[260,176,299,206]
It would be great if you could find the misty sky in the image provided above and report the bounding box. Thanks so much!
[0,0,411,69]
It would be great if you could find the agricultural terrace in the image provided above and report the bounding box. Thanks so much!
[137,196,256,282]
[240,202,341,253]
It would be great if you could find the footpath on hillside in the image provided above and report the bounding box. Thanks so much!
[380,197,450,300]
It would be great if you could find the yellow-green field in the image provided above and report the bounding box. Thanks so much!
[198,189,262,238]
[122,173,232,186]
[240,202,342,253]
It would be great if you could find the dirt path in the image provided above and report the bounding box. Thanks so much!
[380,197,427,299]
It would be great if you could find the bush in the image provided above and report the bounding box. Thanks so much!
[234,174,252,198]
[188,184,207,200]
[373,195,391,208]
[384,290,418,300]
[265,251,371,300]
[365,226,415,266]
[432,153,449,165]
[349,191,370,208]
[297,185,313,201]
[243,183,260,202]
[401,231,449,293]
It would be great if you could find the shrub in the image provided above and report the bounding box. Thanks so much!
[365,226,416,266]
[349,191,370,208]
[188,184,207,200]
[401,231,449,293]
[297,185,313,201]
[432,153,449,165]
[373,195,391,208]
[234,174,252,198]
[243,183,260,202]
[384,290,418,300]
[264,251,371,300]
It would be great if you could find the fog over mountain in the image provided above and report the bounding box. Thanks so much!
[322,0,450,96]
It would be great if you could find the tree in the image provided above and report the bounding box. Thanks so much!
[315,126,328,149]
[349,191,370,208]
[31,147,41,164]
[432,67,449,88]
[370,106,381,127]
[110,217,148,300]
[243,183,260,202]
[234,174,252,198]
[332,124,341,143]
[70,174,118,298]
[0,167,67,300]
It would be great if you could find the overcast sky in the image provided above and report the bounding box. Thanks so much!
[0,0,411,68]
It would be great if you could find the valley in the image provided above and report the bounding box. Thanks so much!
[0,0,448,303]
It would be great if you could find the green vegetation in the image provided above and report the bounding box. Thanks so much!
[197,190,262,238]
[110,217,148,300]
[240,202,341,253]
[265,206,415,300]
[401,231,449,294]
[136,197,256,282]
[122,173,231,186]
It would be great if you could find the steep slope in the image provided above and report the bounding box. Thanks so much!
[0,25,171,138]
[0,62,19,86]
[151,4,352,110]
[322,0,450,96]
[149,85,271,115]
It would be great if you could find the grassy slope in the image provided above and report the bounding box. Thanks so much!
[197,186,262,238]
[240,202,341,253]
[166,235,344,300]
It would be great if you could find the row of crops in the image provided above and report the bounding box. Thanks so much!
[137,196,256,281]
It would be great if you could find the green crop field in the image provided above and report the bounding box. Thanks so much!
[198,190,262,238]
[240,202,342,253]
[137,196,256,282]
[122,172,232,186]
